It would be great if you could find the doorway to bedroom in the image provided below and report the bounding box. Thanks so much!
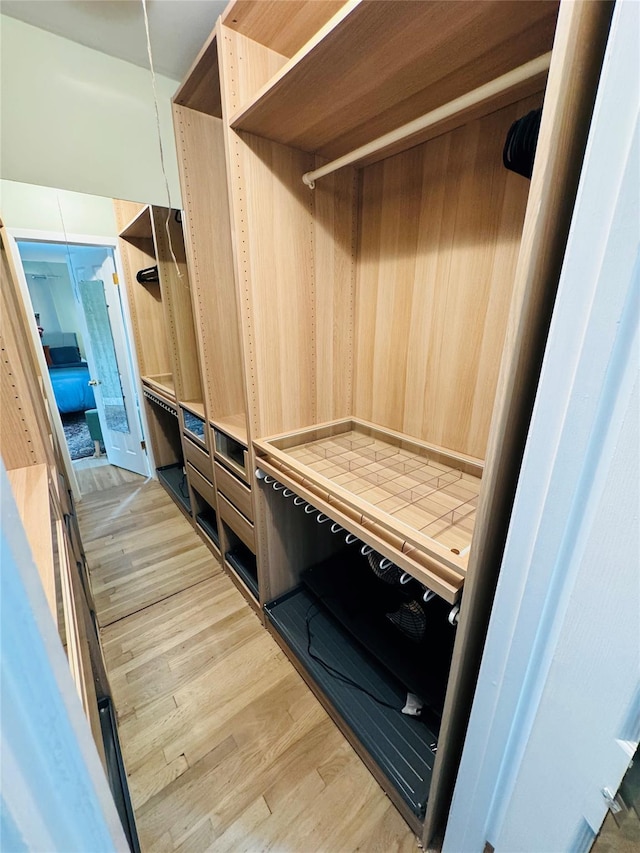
[14,238,148,477]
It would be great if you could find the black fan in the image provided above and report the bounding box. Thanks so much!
[366,550,429,642]
[386,600,427,643]
[367,550,402,585]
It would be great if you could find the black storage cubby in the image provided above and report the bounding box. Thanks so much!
[157,464,191,515]
[223,524,258,599]
[301,547,455,719]
[194,497,220,550]
[266,585,440,819]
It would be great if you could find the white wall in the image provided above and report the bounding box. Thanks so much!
[0,180,118,237]
[0,15,182,208]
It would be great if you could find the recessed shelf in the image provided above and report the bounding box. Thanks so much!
[181,400,206,419]
[229,1,558,161]
[211,414,247,446]
[225,541,259,600]
[143,374,176,403]
[196,510,220,551]
[119,204,153,240]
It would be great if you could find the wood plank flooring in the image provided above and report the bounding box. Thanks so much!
[79,475,419,852]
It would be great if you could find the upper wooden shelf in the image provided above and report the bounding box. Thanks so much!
[173,32,222,117]
[119,204,153,240]
[222,0,346,58]
[229,0,558,160]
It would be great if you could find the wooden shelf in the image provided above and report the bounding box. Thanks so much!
[119,204,153,240]
[173,31,222,117]
[222,0,346,60]
[211,414,248,446]
[7,464,56,621]
[180,399,205,419]
[142,373,176,403]
[255,419,484,600]
[229,1,558,160]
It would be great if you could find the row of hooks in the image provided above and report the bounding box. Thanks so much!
[143,389,177,417]
[258,469,454,614]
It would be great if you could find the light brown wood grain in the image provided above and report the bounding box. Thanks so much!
[172,32,222,117]
[222,0,345,59]
[354,97,539,459]
[230,1,558,159]
[1,228,56,469]
[118,203,153,239]
[186,462,216,508]
[172,105,247,426]
[214,461,253,521]
[7,464,56,619]
[150,207,203,405]
[81,470,417,851]
[218,493,255,552]
[218,23,358,442]
[116,217,172,380]
[182,436,213,482]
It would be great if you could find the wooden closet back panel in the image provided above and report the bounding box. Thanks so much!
[151,208,202,403]
[219,25,357,440]
[354,95,539,459]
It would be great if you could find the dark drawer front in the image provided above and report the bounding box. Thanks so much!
[214,462,253,522]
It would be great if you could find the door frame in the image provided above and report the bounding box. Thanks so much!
[6,228,154,487]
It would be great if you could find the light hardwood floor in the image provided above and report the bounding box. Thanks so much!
[78,474,419,852]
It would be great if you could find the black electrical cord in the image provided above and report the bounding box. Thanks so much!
[304,600,403,713]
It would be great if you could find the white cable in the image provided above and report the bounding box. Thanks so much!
[140,0,183,281]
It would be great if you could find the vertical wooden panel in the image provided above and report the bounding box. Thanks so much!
[173,105,247,423]
[354,96,538,459]
[1,228,54,469]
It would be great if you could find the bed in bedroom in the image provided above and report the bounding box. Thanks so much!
[43,332,96,414]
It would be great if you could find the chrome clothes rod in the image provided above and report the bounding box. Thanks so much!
[302,52,551,188]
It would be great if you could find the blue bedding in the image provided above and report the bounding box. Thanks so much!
[49,365,96,413]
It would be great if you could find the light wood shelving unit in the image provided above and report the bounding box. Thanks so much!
[115,200,210,524]
[166,0,613,844]
[1,224,138,848]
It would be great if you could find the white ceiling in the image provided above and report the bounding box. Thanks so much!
[1,0,227,81]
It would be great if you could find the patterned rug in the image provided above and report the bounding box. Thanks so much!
[61,411,105,460]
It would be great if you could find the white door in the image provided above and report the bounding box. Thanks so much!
[70,248,148,476]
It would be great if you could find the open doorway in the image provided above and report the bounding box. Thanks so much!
[13,237,149,479]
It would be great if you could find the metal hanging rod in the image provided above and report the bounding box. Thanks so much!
[302,52,551,189]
